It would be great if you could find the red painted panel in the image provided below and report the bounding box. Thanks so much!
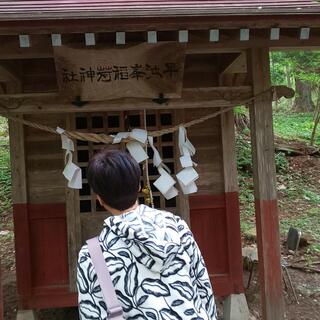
[13,203,73,309]
[25,291,77,310]
[190,193,244,297]
[13,204,32,299]
[191,205,229,274]
[29,204,69,289]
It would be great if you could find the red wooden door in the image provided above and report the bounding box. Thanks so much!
[190,193,244,297]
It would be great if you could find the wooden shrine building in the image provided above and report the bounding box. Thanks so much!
[0,1,320,319]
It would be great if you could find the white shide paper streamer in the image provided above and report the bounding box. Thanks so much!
[176,126,198,195]
[58,125,198,198]
[148,136,178,200]
[57,127,82,189]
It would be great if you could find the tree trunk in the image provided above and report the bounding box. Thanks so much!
[310,87,320,146]
[293,78,315,112]
[285,65,292,89]
[234,112,250,133]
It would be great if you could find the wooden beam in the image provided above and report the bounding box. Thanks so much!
[221,53,247,74]
[0,62,22,93]
[0,86,253,114]
[247,47,284,320]
[219,52,248,86]
[0,30,319,60]
[0,64,20,83]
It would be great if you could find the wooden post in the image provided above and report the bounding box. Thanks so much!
[221,109,244,293]
[9,116,33,301]
[248,48,285,320]
[174,109,190,226]
[65,114,82,292]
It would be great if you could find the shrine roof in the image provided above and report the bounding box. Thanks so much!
[0,0,320,21]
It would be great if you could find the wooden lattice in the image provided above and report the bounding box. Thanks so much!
[74,110,178,214]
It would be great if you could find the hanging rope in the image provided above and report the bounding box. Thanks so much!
[143,109,154,208]
[0,87,278,144]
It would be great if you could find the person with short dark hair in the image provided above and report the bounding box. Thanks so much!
[87,148,141,211]
[77,149,217,320]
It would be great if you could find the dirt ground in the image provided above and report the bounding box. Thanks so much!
[1,156,319,320]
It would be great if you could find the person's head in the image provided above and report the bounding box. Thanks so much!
[87,148,141,212]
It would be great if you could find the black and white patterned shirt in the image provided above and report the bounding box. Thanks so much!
[77,204,217,320]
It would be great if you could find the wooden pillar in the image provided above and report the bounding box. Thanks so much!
[174,109,190,226]
[65,114,82,292]
[248,48,285,320]
[221,110,244,293]
[9,116,33,305]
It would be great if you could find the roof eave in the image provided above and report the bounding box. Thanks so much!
[1,8,320,22]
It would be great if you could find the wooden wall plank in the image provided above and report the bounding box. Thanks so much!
[248,47,284,320]
[24,114,66,204]
[9,116,27,204]
[186,108,224,195]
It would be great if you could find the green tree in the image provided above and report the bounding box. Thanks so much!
[270,51,320,145]
[270,51,320,111]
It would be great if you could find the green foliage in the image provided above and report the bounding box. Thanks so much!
[0,147,11,212]
[0,117,11,213]
[270,51,290,86]
[280,206,320,254]
[270,51,320,87]
[236,133,289,174]
[0,117,8,143]
[275,152,289,173]
[302,190,320,205]
[234,106,247,115]
[273,112,320,145]
[236,134,252,173]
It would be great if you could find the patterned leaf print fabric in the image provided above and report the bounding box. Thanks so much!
[77,205,217,320]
